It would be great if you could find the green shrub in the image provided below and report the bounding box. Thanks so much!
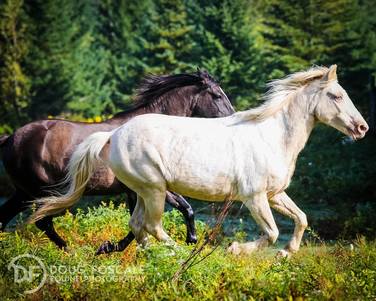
[0,203,375,300]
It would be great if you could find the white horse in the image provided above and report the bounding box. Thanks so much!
[30,65,368,256]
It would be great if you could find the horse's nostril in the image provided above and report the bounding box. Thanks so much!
[358,124,369,133]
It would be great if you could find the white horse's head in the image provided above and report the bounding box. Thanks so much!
[314,65,368,140]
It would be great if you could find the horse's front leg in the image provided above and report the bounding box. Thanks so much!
[228,193,279,255]
[269,192,307,256]
[165,191,197,244]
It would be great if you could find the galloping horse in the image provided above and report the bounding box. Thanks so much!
[30,65,368,256]
[0,70,234,253]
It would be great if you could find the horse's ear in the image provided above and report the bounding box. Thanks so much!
[197,68,211,86]
[323,64,337,82]
[197,67,205,79]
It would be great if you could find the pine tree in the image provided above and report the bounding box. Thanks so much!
[259,0,368,107]
[26,0,115,119]
[25,0,78,118]
[187,0,267,109]
[141,0,196,74]
[259,0,329,74]
[351,0,376,132]
[65,1,114,117]
[0,0,31,132]
[99,0,154,108]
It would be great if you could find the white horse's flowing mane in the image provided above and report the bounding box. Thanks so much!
[228,66,330,124]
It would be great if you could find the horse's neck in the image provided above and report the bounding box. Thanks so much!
[278,91,316,168]
[105,105,159,126]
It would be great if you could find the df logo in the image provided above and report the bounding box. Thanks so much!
[8,254,47,294]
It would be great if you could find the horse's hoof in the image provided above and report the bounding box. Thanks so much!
[276,249,290,258]
[62,246,72,254]
[96,240,115,255]
[57,241,68,250]
[186,235,197,245]
[227,241,241,255]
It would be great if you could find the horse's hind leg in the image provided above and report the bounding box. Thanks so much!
[96,231,136,255]
[129,195,148,246]
[142,190,172,243]
[35,216,67,249]
[0,190,29,230]
[0,191,67,249]
[166,191,197,244]
[98,190,171,253]
[96,189,137,255]
[96,190,188,255]
[228,193,279,255]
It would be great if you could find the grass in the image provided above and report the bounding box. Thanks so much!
[0,202,375,300]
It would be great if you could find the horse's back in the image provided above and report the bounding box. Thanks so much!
[112,113,232,157]
[2,119,117,195]
[108,114,240,199]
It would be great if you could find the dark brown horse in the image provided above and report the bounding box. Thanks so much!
[0,70,235,254]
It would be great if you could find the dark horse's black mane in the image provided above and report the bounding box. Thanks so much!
[113,70,218,117]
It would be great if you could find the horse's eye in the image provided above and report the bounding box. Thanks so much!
[211,92,221,99]
[327,92,342,102]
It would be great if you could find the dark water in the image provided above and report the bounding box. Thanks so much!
[0,196,336,244]
[187,200,336,244]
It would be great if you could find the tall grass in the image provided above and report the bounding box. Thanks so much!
[0,202,375,300]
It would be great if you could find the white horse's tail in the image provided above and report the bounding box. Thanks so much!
[29,130,115,223]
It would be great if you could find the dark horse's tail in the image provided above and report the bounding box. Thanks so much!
[0,135,9,147]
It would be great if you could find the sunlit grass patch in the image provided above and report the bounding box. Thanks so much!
[0,202,375,300]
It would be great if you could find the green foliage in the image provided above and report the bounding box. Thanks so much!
[258,0,372,114]
[25,0,78,118]
[0,0,31,132]
[287,126,376,239]
[0,203,375,300]
[26,0,115,118]
[354,0,376,81]
[0,3,375,293]
[186,0,267,109]
[98,0,153,107]
[142,0,196,74]
[0,0,375,126]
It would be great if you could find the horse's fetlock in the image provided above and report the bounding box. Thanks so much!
[186,207,194,218]
[268,229,279,244]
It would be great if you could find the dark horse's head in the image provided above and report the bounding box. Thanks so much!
[133,69,235,118]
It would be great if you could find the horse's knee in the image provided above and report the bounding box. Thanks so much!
[298,212,308,229]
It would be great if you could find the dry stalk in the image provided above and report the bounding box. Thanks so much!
[172,195,234,282]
